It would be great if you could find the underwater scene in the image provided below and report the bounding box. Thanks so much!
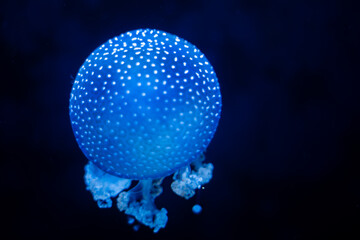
[1,0,359,239]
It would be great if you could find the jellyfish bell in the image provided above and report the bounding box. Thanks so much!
[69,29,222,232]
[70,29,221,180]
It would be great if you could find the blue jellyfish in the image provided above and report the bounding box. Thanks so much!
[69,29,221,232]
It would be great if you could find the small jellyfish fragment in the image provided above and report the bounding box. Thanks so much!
[127,217,135,225]
[192,204,202,214]
[69,29,222,232]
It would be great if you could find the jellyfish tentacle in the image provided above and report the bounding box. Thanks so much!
[85,163,168,232]
[171,154,214,199]
[84,162,132,208]
[117,179,168,233]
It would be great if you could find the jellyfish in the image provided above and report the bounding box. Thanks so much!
[69,29,222,232]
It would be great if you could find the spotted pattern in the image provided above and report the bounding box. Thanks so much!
[69,29,222,179]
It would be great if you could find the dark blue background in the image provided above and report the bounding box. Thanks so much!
[1,0,359,239]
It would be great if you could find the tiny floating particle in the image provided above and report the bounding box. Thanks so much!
[192,204,203,214]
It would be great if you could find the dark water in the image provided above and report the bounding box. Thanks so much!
[1,0,359,239]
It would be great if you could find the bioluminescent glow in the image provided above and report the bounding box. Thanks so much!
[192,204,203,214]
[69,29,221,232]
